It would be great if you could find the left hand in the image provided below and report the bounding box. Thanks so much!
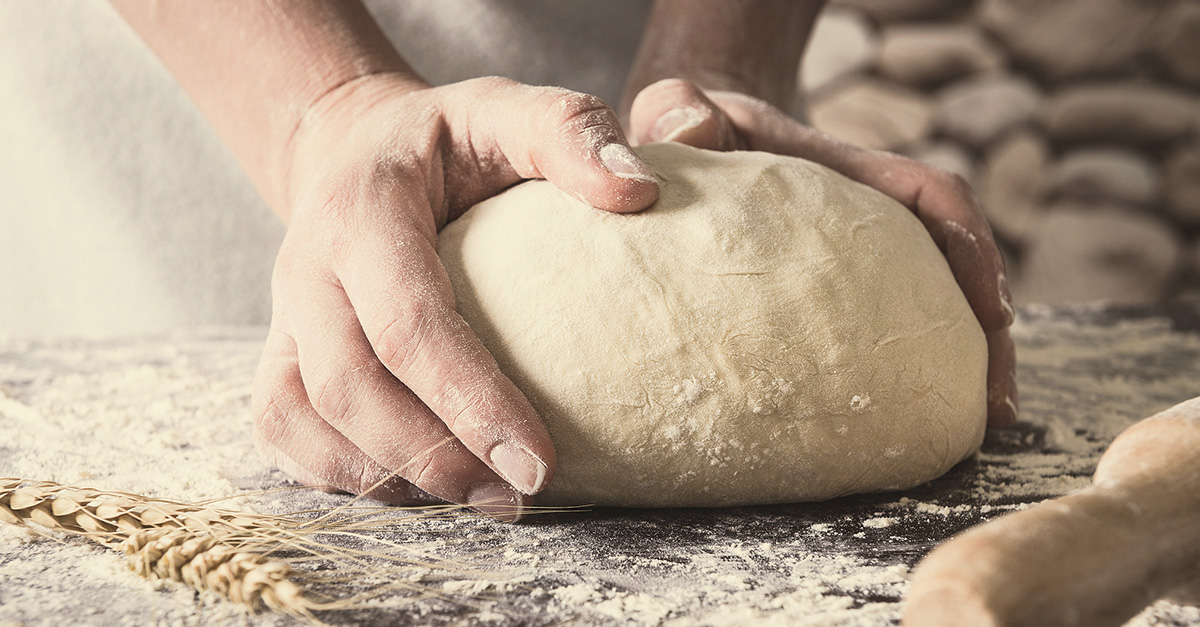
[626,78,1018,428]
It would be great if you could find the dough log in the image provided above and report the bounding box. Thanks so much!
[903,397,1200,626]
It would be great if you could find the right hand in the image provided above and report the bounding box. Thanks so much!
[251,74,659,520]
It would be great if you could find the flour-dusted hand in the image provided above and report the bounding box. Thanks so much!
[110,0,658,519]
[252,74,659,518]
[626,79,1018,428]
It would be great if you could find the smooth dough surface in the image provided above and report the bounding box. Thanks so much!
[438,143,987,507]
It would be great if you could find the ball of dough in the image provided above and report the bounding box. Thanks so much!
[438,143,987,507]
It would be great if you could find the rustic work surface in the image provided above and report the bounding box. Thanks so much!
[3,304,1200,626]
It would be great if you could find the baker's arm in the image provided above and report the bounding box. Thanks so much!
[110,1,420,219]
[111,1,659,517]
[621,0,1018,427]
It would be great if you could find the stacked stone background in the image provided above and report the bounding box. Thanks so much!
[797,0,1200,305]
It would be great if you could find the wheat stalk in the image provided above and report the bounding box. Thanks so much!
[1,477,549,621]
[1,478,324,616]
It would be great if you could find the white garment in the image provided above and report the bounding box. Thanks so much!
[0,1,650,337]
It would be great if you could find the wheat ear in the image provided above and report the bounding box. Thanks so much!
[123,527,308,613]
[1,478,320,616]
[0,479,292,540]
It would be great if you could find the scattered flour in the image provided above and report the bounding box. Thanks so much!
[2,309,1200,625]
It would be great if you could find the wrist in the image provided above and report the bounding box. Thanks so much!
[276,71,430,223]
[620,0,824,118]
[112,0,427,222]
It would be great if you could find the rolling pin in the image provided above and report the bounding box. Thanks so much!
[903,396,1200,626]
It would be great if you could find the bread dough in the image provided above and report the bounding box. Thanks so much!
[438,143,987,507]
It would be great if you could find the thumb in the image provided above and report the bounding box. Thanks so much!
[448,77,659,214]
[629,78,740,150]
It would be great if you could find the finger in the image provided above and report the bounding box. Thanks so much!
[330,218,557,502]
[986,328,1019,429]
[627,78,741,150]
[278,268,530,520]
[443,77,659,214]
[251,326,437,506]
[901,166,1014,335]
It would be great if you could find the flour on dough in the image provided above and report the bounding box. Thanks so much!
[437,143,987,507]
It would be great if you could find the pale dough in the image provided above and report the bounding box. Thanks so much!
[438,143,987,507]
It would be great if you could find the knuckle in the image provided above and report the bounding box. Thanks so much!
[939,170,975,198]
[354,460,387,498]
[371,296,444,376]
[442,387,493,433]
[307,360,358,427]
[251,350,297,448]
[554,89,607,115]
[406,445,466,496]
[252,394,291,450]
[547,90,619,137]
[643,77,701,103]
[409,453,442,491]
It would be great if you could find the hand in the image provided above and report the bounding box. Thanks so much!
[252,74,659,519]
[627,78,1018,428]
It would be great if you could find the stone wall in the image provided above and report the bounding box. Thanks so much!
[799,0,1200,305]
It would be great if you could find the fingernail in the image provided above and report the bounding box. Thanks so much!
[652,106,707,142]
[599,143,656,183]
[466,482,524,522]
[998,274,1015,326]
[489,442,548,494]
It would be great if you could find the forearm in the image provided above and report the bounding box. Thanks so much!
[110,0,423,219]
[622,0,824,116]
